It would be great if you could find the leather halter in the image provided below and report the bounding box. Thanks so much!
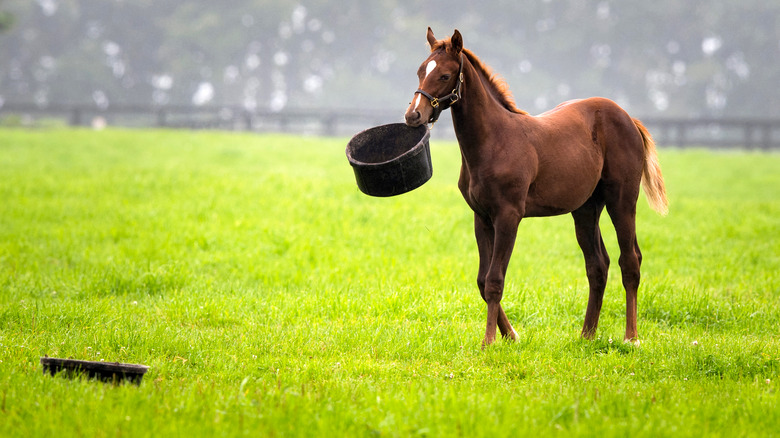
[414,54,464,124]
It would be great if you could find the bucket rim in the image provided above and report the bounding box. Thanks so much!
[346,123,430,168]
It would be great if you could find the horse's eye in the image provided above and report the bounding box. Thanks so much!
[440,74,451,81]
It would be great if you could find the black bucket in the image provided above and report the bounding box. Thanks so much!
[346,123,432,197]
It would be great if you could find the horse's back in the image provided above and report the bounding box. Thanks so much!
[533,97,645,173]
[519,97,644,216]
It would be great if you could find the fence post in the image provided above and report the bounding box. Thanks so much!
[761,123,771,150]
[70,107,82,126]
[744,121,754,149]
[323,113,337,137]
[156,109,166,127]
[676,121,687,148]
[243,110,253,131]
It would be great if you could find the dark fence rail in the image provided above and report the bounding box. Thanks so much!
[0,102,395,137]
[2,102,780,149]
[641,117,780,150]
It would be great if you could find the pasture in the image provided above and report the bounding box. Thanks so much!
[0,128,778,437]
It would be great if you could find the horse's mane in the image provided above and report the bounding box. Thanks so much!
[431,38,528,115]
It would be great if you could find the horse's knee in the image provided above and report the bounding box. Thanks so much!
[477,275,486,292]
[585,251,609,290]
[586,258,609,285]
[484,278,505,303]
[618,254,641,290]
[477,277,486,301]
[635,245,643,267]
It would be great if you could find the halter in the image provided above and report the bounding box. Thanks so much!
[414,54,464,125]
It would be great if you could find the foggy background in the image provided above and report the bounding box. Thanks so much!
[1,0,779,119]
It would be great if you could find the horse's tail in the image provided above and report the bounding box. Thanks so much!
[633,118,669,216]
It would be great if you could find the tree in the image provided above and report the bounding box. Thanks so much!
[0,1,13,34]
[0,0,778,118]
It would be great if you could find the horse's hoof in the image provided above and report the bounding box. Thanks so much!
[502,328,519,341]
[481,337,496,349]
[624,338,641,347]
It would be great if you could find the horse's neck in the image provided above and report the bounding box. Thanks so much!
[451,58,509,163]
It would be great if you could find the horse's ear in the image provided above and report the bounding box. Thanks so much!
[426,27,437,49]
[451,29,463,54]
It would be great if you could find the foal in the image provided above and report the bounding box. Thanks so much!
[405,28,668,346]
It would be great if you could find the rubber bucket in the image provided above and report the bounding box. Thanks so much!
[346,123,432,197]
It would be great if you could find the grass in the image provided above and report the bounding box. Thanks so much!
[0,128,778,437]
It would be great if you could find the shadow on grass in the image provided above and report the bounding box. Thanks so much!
[566,336,637,357]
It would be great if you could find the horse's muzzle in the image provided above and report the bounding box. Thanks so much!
[404,109,425,127]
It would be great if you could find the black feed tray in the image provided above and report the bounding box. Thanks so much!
[41,357,149,385]
[346,123,432,197]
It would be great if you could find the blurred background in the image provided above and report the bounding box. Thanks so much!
[1,0,779,144]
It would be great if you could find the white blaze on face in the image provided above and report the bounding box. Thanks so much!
[425,60,437,78]
[414,60,438,111]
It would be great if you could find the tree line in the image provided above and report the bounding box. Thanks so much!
[1,0,779,119]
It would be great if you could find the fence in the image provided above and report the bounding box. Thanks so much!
[2,102,780,149]
[641,117,780,150]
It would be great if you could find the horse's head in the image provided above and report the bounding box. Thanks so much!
[404,28,464,127]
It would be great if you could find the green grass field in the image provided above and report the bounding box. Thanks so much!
[1,128,778,437]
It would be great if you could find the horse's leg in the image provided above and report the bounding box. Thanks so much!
[474,214,518,342]
[482,210,521,346]
[497,304,518,340]
[572,194,610,339]
[474,213,493,303]
[605,188,642,343]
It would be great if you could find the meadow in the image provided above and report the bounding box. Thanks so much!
[0,128,778,437]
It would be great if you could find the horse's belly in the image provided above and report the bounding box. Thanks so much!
[523,167,601,217]
[524,201,576,217]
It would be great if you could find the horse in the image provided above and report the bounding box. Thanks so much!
[404,28,668,347]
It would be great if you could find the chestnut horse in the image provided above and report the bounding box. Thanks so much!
[405,28,668,346]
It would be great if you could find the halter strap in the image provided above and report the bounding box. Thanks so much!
[414,54,464,124]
